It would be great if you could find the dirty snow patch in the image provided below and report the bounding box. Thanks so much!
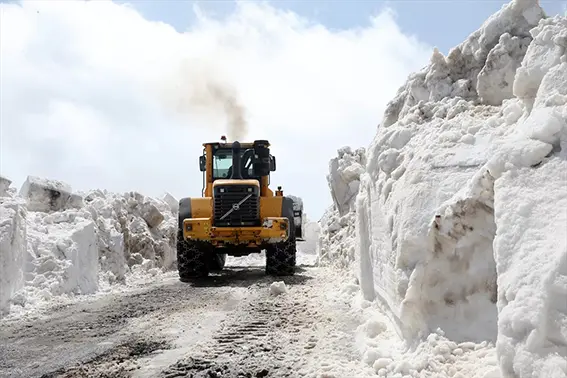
[269,281,288,296]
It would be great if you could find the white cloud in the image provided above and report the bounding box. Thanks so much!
[0,0,432,219]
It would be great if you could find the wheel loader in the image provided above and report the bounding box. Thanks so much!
[176,137,304,280]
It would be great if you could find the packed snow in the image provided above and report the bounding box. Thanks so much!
[316,146,366,268]
[318,1,567,377]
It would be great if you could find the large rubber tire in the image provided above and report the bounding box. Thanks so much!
[208,252,227,272]
[265,196,298,276]
[177,229,209,280]
[265,234,297,276]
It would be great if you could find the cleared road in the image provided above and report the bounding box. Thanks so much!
[0,265,369,378]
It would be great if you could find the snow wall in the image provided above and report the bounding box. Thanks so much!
[0,175,177,317]
[318,1,567,377]
[317,146,366,268]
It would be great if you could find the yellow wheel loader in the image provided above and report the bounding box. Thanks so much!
[177,137,304,280]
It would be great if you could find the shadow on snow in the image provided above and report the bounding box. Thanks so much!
[180,267,314,288]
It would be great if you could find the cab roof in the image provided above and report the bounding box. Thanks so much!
[202,141,270,149]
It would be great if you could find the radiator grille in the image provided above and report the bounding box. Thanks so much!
[213,185,260,227]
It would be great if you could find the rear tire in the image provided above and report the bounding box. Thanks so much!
[177,229,209,280]
[266,195,298,276]
[266,234,296,276]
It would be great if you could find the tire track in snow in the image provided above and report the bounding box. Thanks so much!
[160,276,317,378]
[156,267,371,378]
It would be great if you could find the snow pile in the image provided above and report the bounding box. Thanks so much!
[314,1,566,376]
[19,175,82,212]
[0,176,177,316]
[328,146,367,217]
[381,0,544,129]
[491,14,567,377]
[317,146,365,267]
[0,189,27,316]
[342,287,502,378]
[0,175,15,197]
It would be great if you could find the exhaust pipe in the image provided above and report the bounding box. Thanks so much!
[230,141,242,179]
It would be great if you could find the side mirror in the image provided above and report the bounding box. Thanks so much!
[270,156,276,171]
[199,156,206,172]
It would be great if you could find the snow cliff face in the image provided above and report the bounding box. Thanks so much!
[317,147,365,268]
[0,194,27,315]
[0,176,177,317]
[323,1,566,377]
[491,14,567,378]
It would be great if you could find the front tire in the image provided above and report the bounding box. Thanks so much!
[177,230,209,280]
[266,234,296,276]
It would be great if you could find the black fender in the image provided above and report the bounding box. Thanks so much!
[281,196,297,240]
[293,206,303,240]
[284,196,304,240]
[178,197,192,231]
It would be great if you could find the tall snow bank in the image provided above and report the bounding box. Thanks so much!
[357,102,503,343]
[0,176,177,317]
[491,14,567,378]
[0,196,27,315]
[348,1,565,377]
[317,147,365,267]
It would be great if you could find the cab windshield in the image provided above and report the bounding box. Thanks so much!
[212,148,255,180]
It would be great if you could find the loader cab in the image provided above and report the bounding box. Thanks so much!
[211,148,255,180]
[199,139,277,197]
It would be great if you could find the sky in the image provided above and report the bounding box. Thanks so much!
[0,0,565,220]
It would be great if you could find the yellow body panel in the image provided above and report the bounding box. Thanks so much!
[190,197,212,218]
[183,217,289,245]
[204,144,214,197]
[260,196,283,219]
[261,176,273,197]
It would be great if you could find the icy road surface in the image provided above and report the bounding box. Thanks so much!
[0,259,373,378]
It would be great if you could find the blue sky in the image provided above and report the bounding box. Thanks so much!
[121,0,566,55]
